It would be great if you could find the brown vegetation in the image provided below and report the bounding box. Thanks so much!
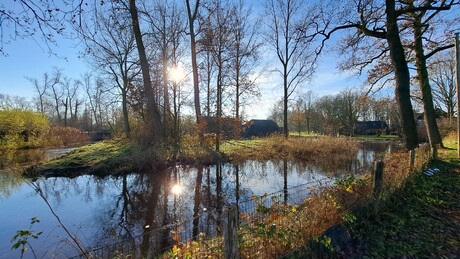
[166,143,431,258]
[224,135,359,170]
[46,126,90,147]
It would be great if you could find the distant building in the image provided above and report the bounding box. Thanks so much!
[354,121,389,135]
[242,119,280,138]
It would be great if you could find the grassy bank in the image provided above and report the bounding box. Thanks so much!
[222,135,358,170]
[25,135,360,177]
[165,139,431,258]
[339,135,460,257]
[24,139,135,177]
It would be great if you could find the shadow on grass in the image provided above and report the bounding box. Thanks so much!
[340,158,460,258]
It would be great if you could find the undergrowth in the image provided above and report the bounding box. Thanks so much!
[341,134,460,258]
[222,135,359,171]
[164,143,431,258]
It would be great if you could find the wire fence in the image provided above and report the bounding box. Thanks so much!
[69,144,432,259]
[70,177,329,259]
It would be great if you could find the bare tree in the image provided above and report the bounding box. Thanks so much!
[200,49,216,117]
[429,50,456,121]
[126,0,163,144]
[315,95,340,135]
[289,97,307,135]
[265,0,316,138]
[231,0,262,119]
[76,3,140,137]
[0,94,31,110]
[82,73,108,131]
[185,0,203,128]
[144,0,187,139]
[27,73,52,114]
[0,1,73,55]
[301,90,316,134]
[46,68,63,124]
[201,0,236,151]
[403,0,460,148]
[315,0,418,149]
[335,88,360,136]
[60,76,82,127]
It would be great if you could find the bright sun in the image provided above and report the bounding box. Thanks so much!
[169,65,185,83]
[171,183,183,195]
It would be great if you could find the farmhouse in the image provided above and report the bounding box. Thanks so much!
[242,119,280,138]
[354,121,389,135]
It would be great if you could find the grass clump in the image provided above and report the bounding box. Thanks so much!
[24,139,135,177]
[222,135,359,170]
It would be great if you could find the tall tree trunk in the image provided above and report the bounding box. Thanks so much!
[186,0,202,131]
[206,53,212,117]
[162,28,171,137]
[385,0,418,150]
[413,16,443,148]
[283,67,289,139]
[235,72,240,119]
[63,97,68,127]
[216,61,223,152]
[235,38,241,119]
[129,0,163,144]
[121,88,131,137]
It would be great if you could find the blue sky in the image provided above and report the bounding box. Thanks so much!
[0,35,365,119]
[0,0,367,120]
[0,34,90,98]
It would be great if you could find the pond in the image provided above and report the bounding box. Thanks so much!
[0,141,399,258]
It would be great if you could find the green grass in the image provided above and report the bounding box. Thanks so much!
[352,134,400,140]
[342,135,460,257]
[220,139,268,153]
[288,131,320,137]
[24,139,135,176]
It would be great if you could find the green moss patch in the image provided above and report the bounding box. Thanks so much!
[24,139,135,177]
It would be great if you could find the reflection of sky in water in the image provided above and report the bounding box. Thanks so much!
[0,141,397,258]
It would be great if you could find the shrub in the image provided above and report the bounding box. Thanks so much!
[46,126,90,147]
[0,109,49,148]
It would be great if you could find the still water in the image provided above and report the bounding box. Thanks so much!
[0,141,397,258]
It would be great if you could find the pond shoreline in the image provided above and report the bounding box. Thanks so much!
[21,136,399,178]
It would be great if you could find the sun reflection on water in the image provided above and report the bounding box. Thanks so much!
[171,183,183,196]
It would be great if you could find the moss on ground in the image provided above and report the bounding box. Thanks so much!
[24,139,135,177]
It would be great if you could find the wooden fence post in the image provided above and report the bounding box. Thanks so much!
[432,144,438,160]
[373,161,384,215]
[409,149,415,172]
[223,205,239,259]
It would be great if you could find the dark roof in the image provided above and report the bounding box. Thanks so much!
[242,119,280,137]
[355,121,388,129]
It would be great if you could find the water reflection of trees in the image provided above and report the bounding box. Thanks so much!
[1,148,44,168]
[0,169,24,198]
[25,142,394,256]
[0,148,49,198]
